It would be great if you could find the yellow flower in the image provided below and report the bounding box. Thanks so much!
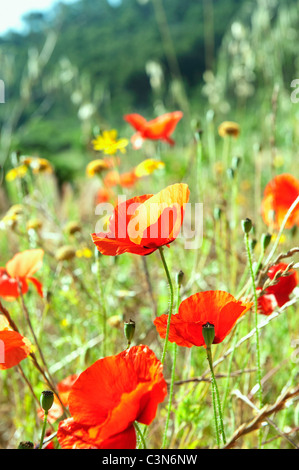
[26,218,43,231]
[5,165,28,182]
[76,248,93,259]
[134,159,165,178]
[107,314,123,329]
[6,204,24,216]
[218,121,240,138]
[271,233,286,244]
[21,156,53,174]
[92,130,128,155]
[86,159,110,177]
[273,155,284,169]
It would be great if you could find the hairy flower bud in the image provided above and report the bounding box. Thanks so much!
[202,322,215,348]
[241,218,252,234]
[40,390,54,412]
[124,319,135,347]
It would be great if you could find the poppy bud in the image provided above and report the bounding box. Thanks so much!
[241,218,252,234]
[40,390,54,412]
[214,207,222,221]
[249,238,257,252]
[18,441,34,449]
[291,226,297,238]
[124,319,135,347]
[227,168,235,180]
[176,270,184,288]
[232,156,242,170]
[261,233,272,251]
[202,322,215,348]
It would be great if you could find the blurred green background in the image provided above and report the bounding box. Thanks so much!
[0,0,299,186]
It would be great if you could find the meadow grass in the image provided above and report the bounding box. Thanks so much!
[0,96,298,449]
[0,0,299,449]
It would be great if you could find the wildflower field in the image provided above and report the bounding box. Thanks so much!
[0,0,299,451]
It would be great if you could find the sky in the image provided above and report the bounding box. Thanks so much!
[0,0,121,35]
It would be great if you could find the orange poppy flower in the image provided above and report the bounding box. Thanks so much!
[38,374,78,423]
[124,111,183,149]
[91,183,190,256]
[95,187,114,205]
[154,291,253,348]
[0,249,44,299]
[257,263,298,315]
[261,174,299,230]
[57,345,167,449]
[0,316,32,370]
[103,170,139,188]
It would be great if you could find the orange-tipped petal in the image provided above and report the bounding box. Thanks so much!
[6,249,44,278]
[128,183,190,246]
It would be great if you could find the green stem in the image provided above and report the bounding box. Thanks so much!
[159,247,174,365]
[206,347,226,446]
[196,132,203,202]
[134,422,147,449]
[39,411,48,449]
[221,329,238,411]
[244,232,263,448]
[161,276,181,448]
[96,250,108,357]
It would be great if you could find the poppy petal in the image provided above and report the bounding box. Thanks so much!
[124,114,147,132]
[154,291,253,348]
[127,183,190,246]
[145,112,183,140]
[0,270,28,299]
[57,418,136,449]
[26,276,43,298]
[6,249,44,278]
[261,174,299,229]
[0,330,32,370]
[68,345,167,441]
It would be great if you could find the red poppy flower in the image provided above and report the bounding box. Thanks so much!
[257,263,298,315]
[38,374,79,423]
[124,111,183,149]
[91,183,190,256]
[0,317,32,370]
[57,345,167,449]
[261,174,299,230]
[0,249,44,299]
[154,291,253,348]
